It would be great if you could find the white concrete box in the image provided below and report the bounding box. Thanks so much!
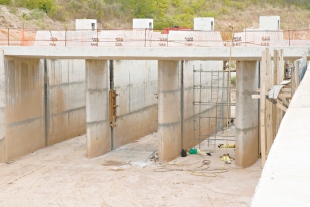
[75,19,97,30]
[259,16,280,30]
[133,19,153,29]
[194,17,214,31]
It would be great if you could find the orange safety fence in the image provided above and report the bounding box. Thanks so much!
[0,28,309,47]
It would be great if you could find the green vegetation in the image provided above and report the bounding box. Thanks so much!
[1,0,310,29]
[230,75,236,86]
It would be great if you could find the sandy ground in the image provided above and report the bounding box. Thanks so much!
[0,127,262,207]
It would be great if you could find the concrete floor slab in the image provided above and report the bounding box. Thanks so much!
[0,133,261,207]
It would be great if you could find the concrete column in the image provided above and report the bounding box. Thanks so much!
[86,60,110,158]
[0,50,6,162]
[158,60,181,161]
[235,61,259,168]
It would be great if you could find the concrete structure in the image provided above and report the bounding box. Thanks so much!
[0,57,87,162]
[133,19,153,29]
[194,17,214,31]
[259,16,280,30]
[35,31,97,47]
[251,65,310,206]
[45,59,86,145]
[112,60,158,149]
[235,61,259,167]
[75,19,97,30]
[85,60,110,157]
[0,46,308,166]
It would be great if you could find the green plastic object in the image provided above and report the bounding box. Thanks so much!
[189,148,197,154]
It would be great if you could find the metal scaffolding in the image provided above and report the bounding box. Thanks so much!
[193,64,235,148]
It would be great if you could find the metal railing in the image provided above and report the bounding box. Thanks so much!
[1,28,310,47]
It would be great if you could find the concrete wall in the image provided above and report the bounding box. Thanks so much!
[133,19,153,29]
[5,57,45,161]
[46,59,86,145]
[112,60,158,149]
[0,57,87,162]
[194,17,214,31]
[75,19,97,30]
[259,16,280,30]
[191,60,227,148]
[158,60,225,161]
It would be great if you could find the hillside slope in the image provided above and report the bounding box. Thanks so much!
[0,2,309,31]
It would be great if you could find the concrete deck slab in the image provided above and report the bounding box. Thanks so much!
[1,46,309,61]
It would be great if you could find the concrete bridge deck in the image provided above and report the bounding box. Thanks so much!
[1,46,309,60]
[0,45,309,206]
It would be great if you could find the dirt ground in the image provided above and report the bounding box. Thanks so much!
[0,126,261,207]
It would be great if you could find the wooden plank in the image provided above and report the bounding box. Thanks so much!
[278,49,284,83]
[277,49,288,123]
[276,102,287,112]
[256,88,290,93]
[278,94,291,99]
[278,97,289,106]
[260,50,267,167]
[266,48,273,156]
[252,95,260,99]
[279,88,291,92]
[273,50,278,139]
[293,60,299,95]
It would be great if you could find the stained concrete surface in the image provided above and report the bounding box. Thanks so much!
[251,68,310,206]
[0,130,261,207]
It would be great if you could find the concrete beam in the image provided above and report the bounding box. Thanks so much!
[0,50,6,162]
[235,61,259,167]
[1,46,309,61]
[86,60,110,158]
[158,60,181,161]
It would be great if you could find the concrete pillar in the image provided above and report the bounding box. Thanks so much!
[86,60,110,158]
[0,50,6,162]
[235,61,259,167]
[158,60,181,161]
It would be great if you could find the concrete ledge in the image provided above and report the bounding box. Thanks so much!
[1,46,310,61]
[251,68,310,206]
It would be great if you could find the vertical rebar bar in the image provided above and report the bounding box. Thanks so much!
[198,64,202,149]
